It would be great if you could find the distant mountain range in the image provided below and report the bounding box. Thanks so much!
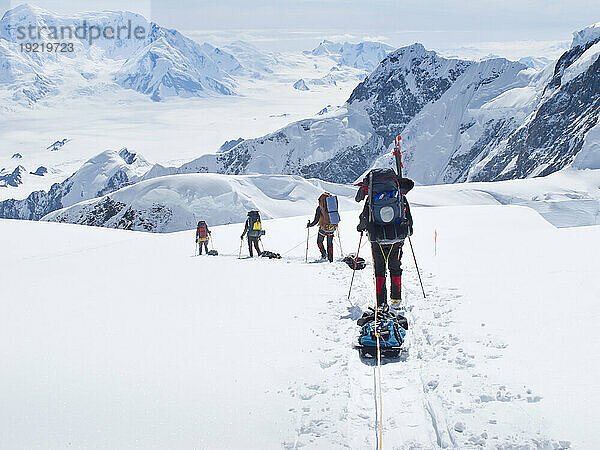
[188,23,600,185]
[1,6,598,229]
[0,4,245,102]
[4,19,597,223]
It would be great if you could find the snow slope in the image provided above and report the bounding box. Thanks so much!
[411,208,600,448]
[43,173,359,232]
[1,201,597,447]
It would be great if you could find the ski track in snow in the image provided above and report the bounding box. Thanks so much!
[279,254,567,449]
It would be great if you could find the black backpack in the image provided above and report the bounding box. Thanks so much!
[247,210,265,238]
[360,169,414,242]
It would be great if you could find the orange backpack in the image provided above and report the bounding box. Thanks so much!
[318,193,340,230]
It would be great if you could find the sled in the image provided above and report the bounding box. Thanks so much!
[354,343,404,358]
[356,308,408,358]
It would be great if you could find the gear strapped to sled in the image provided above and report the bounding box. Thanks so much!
[356,307,408,358]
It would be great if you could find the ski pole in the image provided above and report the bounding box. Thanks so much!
[408,235,426,298]
[305,226,310,262]
[337,227,344,257]
[347,231,364,300]
[238,237,243,259]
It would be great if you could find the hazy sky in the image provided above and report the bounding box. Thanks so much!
[3,1,600,55]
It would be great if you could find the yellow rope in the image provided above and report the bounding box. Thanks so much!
[378,242,395,266]
[374,243,392,449]
[374,242,398,448]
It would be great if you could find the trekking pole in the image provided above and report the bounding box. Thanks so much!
[337,228,344,257]
[408,235,426,298]
[305,227,310,263]
[238,238,243,259]
[347,231,364,300]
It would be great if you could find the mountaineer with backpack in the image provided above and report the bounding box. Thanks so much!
[307,192,341,262]
[241,210,265,257]
[355,168,414,308]
[196,220,212,255]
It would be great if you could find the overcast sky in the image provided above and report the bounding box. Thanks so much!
[3,1,600,55]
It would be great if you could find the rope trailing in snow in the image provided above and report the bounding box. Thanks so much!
[282,237,310,257]
[374,305,383,448]
[371,243,390,448]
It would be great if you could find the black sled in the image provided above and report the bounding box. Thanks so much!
[260,250,281,259]
[343,254,366,270]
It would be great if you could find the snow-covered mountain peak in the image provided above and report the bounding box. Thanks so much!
[0,5,149,55]
[0,165,27,187]
[81,148,151,179]
[359,43,473,95]
[308,39,393,71]
[571,22,600,48]
[310,39,340,56]
[0,4,243,102]
[381,43,449,71]
[117,147,148,167]
[0,3,56,22]
[348,43,472,146]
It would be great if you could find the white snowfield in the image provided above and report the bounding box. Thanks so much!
[1,202,598,448]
